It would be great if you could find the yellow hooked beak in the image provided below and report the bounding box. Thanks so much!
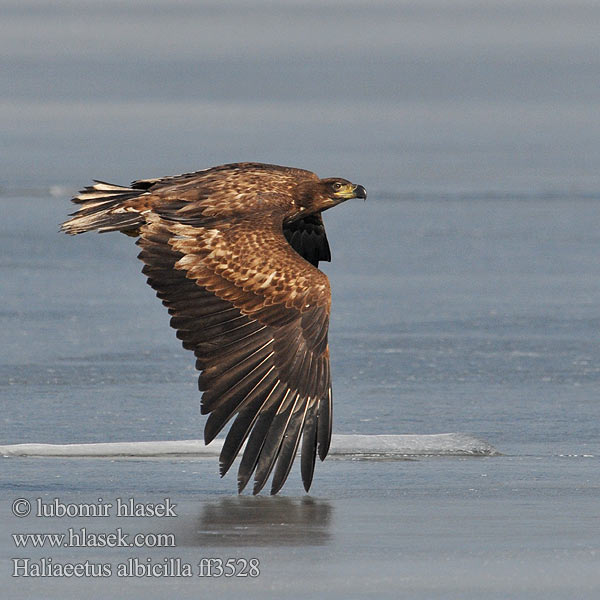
[333,183,367,200]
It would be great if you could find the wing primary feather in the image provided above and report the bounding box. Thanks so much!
[286,342,313,396]
[300,402,318,491]
[219,379,281,477]
[270,399,310,494]
[252,391,300,495]
[196,331,271,372]
[179,319,264,346]
[317,385,333,461]
[203,365,277,443]
[198,338,273,391]
[201,353,274,415]
[237,385,288,493]
[171,310,245,332]
[192,325,269,361]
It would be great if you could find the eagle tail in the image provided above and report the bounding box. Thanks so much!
[61,181,148,235]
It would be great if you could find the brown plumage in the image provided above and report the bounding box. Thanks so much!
[62,162,366,494]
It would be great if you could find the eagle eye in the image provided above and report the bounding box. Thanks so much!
[331,182,342,191]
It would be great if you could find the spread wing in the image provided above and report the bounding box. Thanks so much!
[137,211,332,495]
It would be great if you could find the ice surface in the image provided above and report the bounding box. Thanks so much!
[3,3,600,596]
[0,433,498,459]
[326,433,499,456]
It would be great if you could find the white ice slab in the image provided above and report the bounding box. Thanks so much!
[0,433,498,458]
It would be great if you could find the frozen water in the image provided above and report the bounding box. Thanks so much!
[2,1,600,598]
[0,433,499,458]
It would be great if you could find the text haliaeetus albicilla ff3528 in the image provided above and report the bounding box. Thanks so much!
[61,162,367,494]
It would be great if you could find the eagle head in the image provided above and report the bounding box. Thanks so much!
[295,177,367,216]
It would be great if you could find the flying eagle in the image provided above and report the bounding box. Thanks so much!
[62,162,367,494]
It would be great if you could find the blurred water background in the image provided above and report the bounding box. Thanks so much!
[1,1,599,598]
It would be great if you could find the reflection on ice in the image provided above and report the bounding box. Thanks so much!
[177,496,332,547]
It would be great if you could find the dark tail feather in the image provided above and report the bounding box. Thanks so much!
[61,180,147,235]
